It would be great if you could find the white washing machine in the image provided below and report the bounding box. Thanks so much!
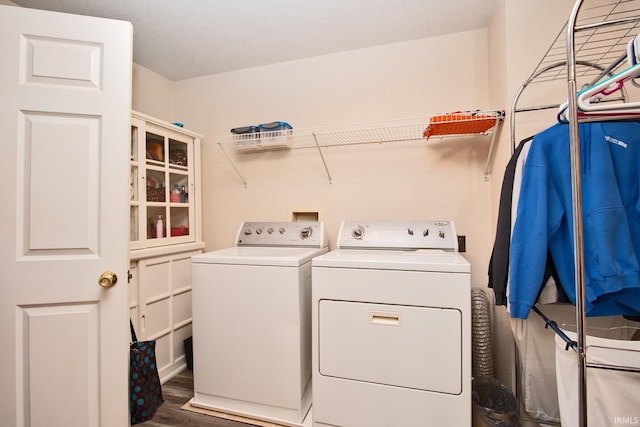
[190,221,328,426]
[311,220,471,427]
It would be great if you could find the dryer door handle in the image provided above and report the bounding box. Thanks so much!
[370,311,402,327]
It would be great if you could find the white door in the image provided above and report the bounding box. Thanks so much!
[0,5,132,427]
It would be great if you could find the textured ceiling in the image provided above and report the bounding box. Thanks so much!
[10,0,500,81]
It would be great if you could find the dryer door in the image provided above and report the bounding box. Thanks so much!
[318,300,462,394]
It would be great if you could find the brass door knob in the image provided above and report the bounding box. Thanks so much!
[99,271,118,288]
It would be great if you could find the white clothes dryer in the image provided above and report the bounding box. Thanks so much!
[190,221,328,426]
[311,221,471,427]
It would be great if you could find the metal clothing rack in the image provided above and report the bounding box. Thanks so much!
[511,2,640,426]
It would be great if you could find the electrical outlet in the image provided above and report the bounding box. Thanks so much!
[457,235,466,252]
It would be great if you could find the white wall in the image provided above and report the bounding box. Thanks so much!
[491,0,574,204]
[171,29,499,287]
[132,63,174,122]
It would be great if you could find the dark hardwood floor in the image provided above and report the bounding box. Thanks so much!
[138,370,255,427]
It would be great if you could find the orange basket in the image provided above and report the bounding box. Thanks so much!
[423,110,504,139]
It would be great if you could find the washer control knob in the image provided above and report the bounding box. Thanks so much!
[244,228,252,236]
[423,229,430,236]
[279,227,286,234]
[267,227,274,234]
[352,226,365,240]
[256,228,263,235]
[439,231,446,238]
[407,228,414,236]
[300,227,312,239]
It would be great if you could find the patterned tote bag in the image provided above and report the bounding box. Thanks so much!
[130,320,164,424]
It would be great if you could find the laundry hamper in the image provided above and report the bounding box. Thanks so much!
[555,330,640,426]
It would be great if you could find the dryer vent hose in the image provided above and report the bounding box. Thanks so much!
[471,287,494,378]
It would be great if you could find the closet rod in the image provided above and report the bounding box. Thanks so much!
[515,97,625,115]
[514,103,563,113]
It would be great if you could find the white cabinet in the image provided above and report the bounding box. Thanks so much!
[129,251,200,380]
[130,111,203,250]
[129,111,204,381]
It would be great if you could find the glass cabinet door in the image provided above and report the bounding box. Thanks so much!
[130,120,141,245]
[130,115,197,250]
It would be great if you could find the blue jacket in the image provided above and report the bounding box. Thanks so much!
[509,121,640,319]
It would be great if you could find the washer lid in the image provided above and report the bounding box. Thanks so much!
[192,246,329,267]
[311,248,470,273]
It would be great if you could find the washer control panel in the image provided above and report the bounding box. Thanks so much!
[236,221,327,247]
[337,220,458,250]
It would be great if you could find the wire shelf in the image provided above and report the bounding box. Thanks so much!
[217,112,504,152]
[217,117,429,152]
[216,111,504,185]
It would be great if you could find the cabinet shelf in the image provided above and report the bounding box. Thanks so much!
[216,111,504,185]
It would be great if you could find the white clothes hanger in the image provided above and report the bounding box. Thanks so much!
[556,100,640,123]
[576,62,640,112]
[626,33,640,88]
[575,34,640,114]
[556,44,640,122]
